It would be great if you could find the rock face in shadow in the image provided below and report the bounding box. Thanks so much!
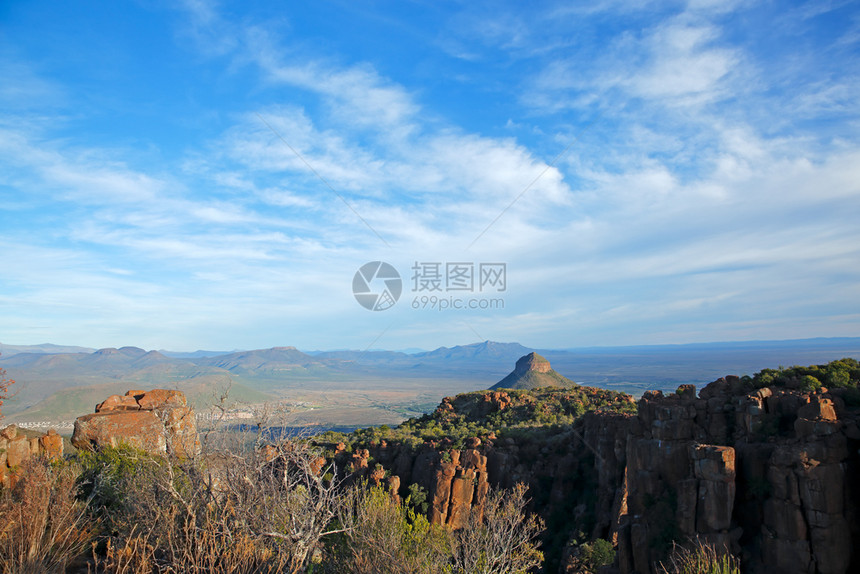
[72,389,199,457]
[617,379,859,574]
[328,377,860,574]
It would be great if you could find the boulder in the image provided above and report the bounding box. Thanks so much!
[96,394,141,412]
[6,436,30,468]
[1,425,17,440]
[73,410,168,453]
[135,389,187,410]
[72,388,199,456]
[0,426,66,488]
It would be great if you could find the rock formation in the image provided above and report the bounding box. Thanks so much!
[327,375,860,574]
[491,352,578,390]
[0,424,64,488]
[615,378,860,574]
[72,389,199,457]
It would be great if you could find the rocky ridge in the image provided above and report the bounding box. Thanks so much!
[328,367,860,574]
[43,361,860,573]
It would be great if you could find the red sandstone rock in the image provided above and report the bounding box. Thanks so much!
[351,449,370,471]
[1,425,17,440]
[6,436,30,468]
[73,410,167,453]
[96,394,141,412]
[311,456,328,476]
[447,471,476,528]
[39,429,63,460]
[370,466,386,487]
[136,389,187,410]
[160,406,200,457]
[429,460,457,524]
[387,474,401,504]
[0,426,66,487]
[72,388,199,456]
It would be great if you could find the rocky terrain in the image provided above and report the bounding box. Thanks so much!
[6,356,859,573]
[322,356,860,573]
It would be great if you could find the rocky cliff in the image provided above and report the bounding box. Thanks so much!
[326,365,860,574]
[618,377,860,574]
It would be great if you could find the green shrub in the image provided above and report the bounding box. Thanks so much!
[579,538,615,570]
[76,443,162,519]
[406,483,429,514]
[799,375,822,392]
[324,485,451,574]
[748,359,859,393]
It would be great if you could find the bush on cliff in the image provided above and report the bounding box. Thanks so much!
[748,358,860,392]
[324,484,451,574]
[563,536,616,573]
[325,386,636,453]
[324,481,544,574]
[77,443,163,522]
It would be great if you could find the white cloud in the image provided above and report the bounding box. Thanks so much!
[625,20,738,102]
[2,0,858,350]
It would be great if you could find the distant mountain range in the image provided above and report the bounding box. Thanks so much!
[0,342,96,356]
[2,337,859,425]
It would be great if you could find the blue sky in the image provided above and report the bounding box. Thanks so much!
[1,0,859,352]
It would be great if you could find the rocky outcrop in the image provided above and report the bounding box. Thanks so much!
[329,376,860,574]
[416,446,489,528]
[514,352,552,374]
[617,379,860,574]
[0,424,64,488]
[72,389,199,457]
[491,352,578,390]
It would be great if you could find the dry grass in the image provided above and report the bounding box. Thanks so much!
[86,438,342,574]
[326,481,545,574]
[450,482,545,574]
[658,537,741,574]
[0,458,94,573]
